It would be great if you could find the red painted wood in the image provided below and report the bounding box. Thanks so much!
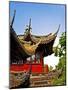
[44,64,49,73]
[10,64,43,73]
[10,55,44,73]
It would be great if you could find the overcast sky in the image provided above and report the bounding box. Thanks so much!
[10,1,66,37]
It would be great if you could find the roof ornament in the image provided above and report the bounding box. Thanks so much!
[10,10,16,28]
[28,18,32,31]
[23,39,42,55]
[55,24,60,35]
[24,18,32,35]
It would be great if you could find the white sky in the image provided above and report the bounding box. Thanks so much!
[44,54,59,69]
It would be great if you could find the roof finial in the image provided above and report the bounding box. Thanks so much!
[54,24,60,36]
[56,24,60,35]
[28,18,32,31]
[24,18,32,34]
[10,10,16,27]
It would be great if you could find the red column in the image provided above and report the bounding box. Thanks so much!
[40,52,44,73]
[44,64,49,73]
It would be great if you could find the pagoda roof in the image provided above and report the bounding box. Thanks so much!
[17,25,60,56]
[10,10,60,61]
[18,32,56,44]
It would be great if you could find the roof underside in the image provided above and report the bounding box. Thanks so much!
[10,27,30,63]
[17,32,57,56]
[10,27,58,64]
[10,10,60,63]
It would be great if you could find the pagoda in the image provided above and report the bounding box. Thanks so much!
[10,10,60,74]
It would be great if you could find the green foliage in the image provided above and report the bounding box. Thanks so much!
[59,32,66,50]
[52,32,66,86]
[49,66,53,71]
[57,55,66,70]
[53,32,66,57]
[53,46,58,56]
[52,70,66,86]
[59,32,66,57]
[52,56,66,86]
